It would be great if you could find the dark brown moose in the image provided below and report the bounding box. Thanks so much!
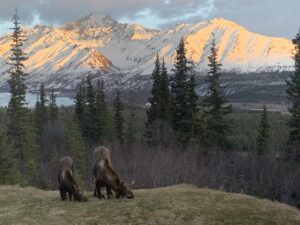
[58,156,88,202]
[92,146,134,199]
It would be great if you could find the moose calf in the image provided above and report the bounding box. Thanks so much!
[58,156,88,202]
[92,146,134,199]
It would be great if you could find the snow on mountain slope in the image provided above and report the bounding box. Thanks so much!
[0,13,294,92]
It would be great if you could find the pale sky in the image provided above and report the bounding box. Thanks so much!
[0,0,298,39]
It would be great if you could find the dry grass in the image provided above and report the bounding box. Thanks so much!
[0,184,299,225]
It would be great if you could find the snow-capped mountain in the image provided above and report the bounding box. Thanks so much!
[0,13,294,93]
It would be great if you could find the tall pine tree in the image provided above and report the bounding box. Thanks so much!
[202,37,232,149]
[113,90,124,144]
[286,30,300,159]
[48,89,58,122]
[6,10,37,183]
[35,83,48,135]
[145,55,173,145]
[145,54,161,141]
[256,105,269,155]
[74,79,86,131]
[95,80,108,141]
[84,73,97,143]
[186,73,199,141]
[35,83,51,187]
[7,9,28,150]
[0,130,21,184]
[159,59,172,122]
[125,110,136,145]
[171,38,197,143]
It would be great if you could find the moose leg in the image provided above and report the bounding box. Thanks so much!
[96,181,104,199]
[60,189,67,201]
[106,185,113,199]
[116,191,121,199]
[94,181,99,197]
[68,192,73,201]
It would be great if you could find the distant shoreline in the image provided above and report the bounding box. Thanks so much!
[0,92,74,108]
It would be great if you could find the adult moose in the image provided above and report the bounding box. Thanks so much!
[58,156,88,202]
[92,146,134,199]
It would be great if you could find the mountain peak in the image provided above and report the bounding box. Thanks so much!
[207,18,243,29]
[128,23,147,31]
[78,13,114,23]
[64,13,118,29]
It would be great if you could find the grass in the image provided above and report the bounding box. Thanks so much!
[0,184,299,225]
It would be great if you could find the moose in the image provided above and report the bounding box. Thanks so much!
[92,146,134,199]
[58,156,88,202]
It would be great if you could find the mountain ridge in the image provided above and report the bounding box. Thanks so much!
[0,13,294,93]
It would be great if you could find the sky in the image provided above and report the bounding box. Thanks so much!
[0,0,298,39]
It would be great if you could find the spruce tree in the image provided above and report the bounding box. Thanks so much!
[0,130,21,184]
[145,54,161,141]
[113,90,124,144]
[35,83,48,186]
[74,79,86,131]
[286,31,300,158]
[95,80,108,141]
[171,38,195,143]
[159,59,172,121]
[256,105,269,155]
[202,37,232,149]
[7,9,28,150]
[35,83,48,135]
[84,74,97,143]
[6,10,37,183]
[48,89,58,122]
[125,110,136,145]
[186,73,199,140]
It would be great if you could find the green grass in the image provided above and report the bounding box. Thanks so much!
[0,185,299,225]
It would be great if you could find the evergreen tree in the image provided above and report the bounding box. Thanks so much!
[95,80,108,141]
[35,83,48,135]
[0,130,21,184]
[159,59,172,121]
[35,83,48,186]
[74,79,86,131]
[202,37,232,149]
[84,73,97,143]
[48,89,58,122]
[171,38,195,143]
[146,56,174,145]
[145,54,161,141]
[22,122,38,184]
[186,73,199,140]
[125,110,136,145]
[6,9,28,151]
[286,31,300,158]
[113,90,124,144]
[6,10,37,183]
[256,105,269,155]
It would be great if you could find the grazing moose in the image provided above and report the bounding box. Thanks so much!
[58,156,88,202]
[92,146,134,199]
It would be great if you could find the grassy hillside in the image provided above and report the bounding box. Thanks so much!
[0,185,299,225]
